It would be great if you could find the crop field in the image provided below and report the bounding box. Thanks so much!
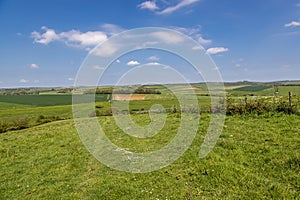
[0,94,109,106]
[0,83,300,199]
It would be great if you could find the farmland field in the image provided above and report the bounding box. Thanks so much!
[0,113,299,199]
[0,83,300,199]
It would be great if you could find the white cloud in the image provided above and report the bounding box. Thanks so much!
[115,59,121,63]
[31,26,107,48]
[206,47,229,55]
[91,41,120,57]
[68,78,74,81]
[284,21,300,28]
[138,1,159,11]
[157,0,200,15]
[151,31,185,44]
[30,63,39,69]
[127,60,140,66]
[192,46,203,50]
[31,26,59,44]
[296,3,300,7]
[197,35,212,45]
[235,63,241,67]
[100,23,125,35]
[20,79,29,83]
[59,30,107,47]
[93,65,105,70]
[144,62,161,66]
[147,56,160,61]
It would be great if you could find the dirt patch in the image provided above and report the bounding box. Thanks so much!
[112,94,146,101]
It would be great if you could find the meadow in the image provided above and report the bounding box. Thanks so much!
[0,82,299,199]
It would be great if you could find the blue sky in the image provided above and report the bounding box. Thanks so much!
[0,0,300,88]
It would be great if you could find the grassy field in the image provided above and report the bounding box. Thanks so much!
[0,94,109,106]
[0,113,299,199]
[0,83,300,199]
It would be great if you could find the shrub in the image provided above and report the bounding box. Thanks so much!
[13,117,30,130]
[0,120,10,133]
[100,109,112,116]
[36,115,64,124]
[95,103,104,108]
[225,96,300,115]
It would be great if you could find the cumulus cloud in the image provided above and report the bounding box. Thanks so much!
[68,78,74,81]
[151,31,185,44]
[91,41,120,57]
[157,0,200,15]
[115,59,121,63]
[100,23,125,35]
[31,26,108,49]
[30,63,39,69]
[31,26,59,44]
[206,47,229,55]
[147,56,160,61]
[284,21,300,28]
[138,1,159,11]
[60,30,107,47]
[20,79,29,83]
[127,60,140,66]
[144,62,161,66]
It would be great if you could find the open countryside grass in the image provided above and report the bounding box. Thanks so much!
[0,102,32,110]
[0,94,109,106]
[0,114,299,199]
[1,83,300,199]
[0,105,73,123]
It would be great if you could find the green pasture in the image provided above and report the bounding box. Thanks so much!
[0,114,299,199]
[0,94,109,106]
[0,83,300,199]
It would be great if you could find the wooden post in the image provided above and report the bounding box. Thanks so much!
[289,91,293,112]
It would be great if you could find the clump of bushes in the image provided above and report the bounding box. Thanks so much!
[88,109,112,117]
[0,120,10,133]
[226,96,299,115]
[0,117,31,133]
[36,115,64,124]
[95,103,104,108]
[12,117,30,130]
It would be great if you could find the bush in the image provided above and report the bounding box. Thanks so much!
[0,120,10,133]
[100,109,112,116]
[225,96,300,115]
[36,115,63,124]
[13,117,30,130]
[95,103,104,108]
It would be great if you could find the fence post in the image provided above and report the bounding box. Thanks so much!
[289,91,293,112]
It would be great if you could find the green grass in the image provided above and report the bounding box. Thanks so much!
[233,85,272,92]
[278,86,300,95]
[0,102,32,110]
[0,105,73,122]
[0,94,109,106]
[0,113,299,199]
